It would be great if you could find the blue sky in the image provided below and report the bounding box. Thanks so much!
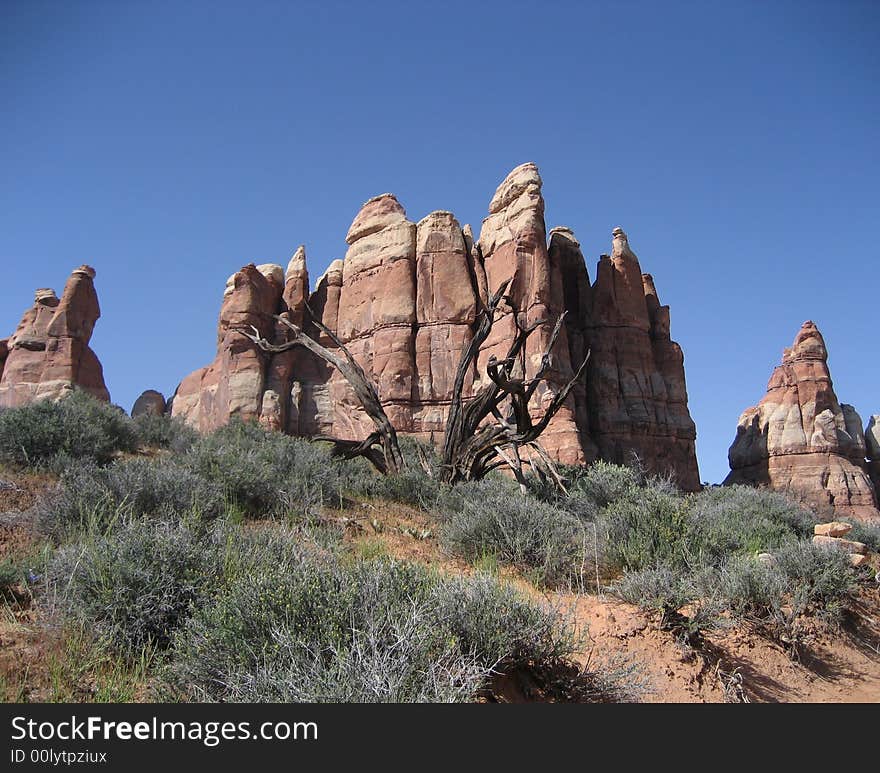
[2,0,877,483]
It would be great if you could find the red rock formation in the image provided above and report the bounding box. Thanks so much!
[477,163,588,465]
[725,322,879,522]
[412,210,478,435]
[0,266,110,407]
[260,247,310,433]
[548,227,596,461]
[866,416,880,493]
[333,193,417,436]
[586,229,700,490]
[170,164,700,487]
[171,263,282,432]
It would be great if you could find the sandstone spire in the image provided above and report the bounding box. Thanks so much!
[330,193,418,436]
[548,226,594,457]
[477,163,588,465]
[172,263,282,431]
[586,229,700,490]
[170,164,700,487]
[413,211,477,416]
[0,266,110,407]
[867,415,880,494]
[725,321,879,522]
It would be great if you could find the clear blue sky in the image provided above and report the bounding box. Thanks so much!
[2,0,877,484]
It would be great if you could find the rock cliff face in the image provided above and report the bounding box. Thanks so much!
[585,228,700,490]
[475,163,586,465]
[171,263,285,432]
[725,322,879,522]
[0,266,110,407]
[867,416,880,494]
[171,164,700,488]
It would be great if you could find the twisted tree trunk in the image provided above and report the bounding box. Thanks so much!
[246,283,588,490]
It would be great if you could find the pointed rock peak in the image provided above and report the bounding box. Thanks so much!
[223,263,273,297]
[462,223,479,260]
[287,245,307,276]
[364,192,400,207]
[549,226,580,248]
[611,227,637,260]
[488,162,542,214]
[642,273,659,300]
[787,320,827,362]
[72,264,96,279]
[867,416,880,457]
[34,288,59,305]
[316,259,345,289]
[417,210,459,229]
[345,193,408,244]
[256,263,284,288]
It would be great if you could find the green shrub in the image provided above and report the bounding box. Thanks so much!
[772,540,855,621]
[431,573,576,667]
[0,540,52,602]
[614,566,693,613]
[38,458,226,538]
[304,435,442,509]
[684,485,815,562]
[566,460,643,509]
[181,420,361,518]
[0,390,136,467]
[614,565,724,647]
[845,520,880,553]
[709,555,788,620]
[600,488,692,573]
[50,518,224,654]
[164,538,578,703]
[437,478,593,587]
[530,461,643,521]
[363,463,441,509]
[698,542,854,637]
[0,557,24,601]
[604,483,859,646]
[132,414,198,452]
[598,483,819,576]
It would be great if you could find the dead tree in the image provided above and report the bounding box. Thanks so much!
[439,281,589,488]
[245,282,588,490]
[243,310,404,475]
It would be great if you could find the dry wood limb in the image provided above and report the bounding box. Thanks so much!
[441,280,510,472]
[314,432,388,475]
[243,314,404,474]
[526,440,569,495]
[441,290,590,489]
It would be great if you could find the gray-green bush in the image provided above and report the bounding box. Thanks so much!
[180,420,375,518]
[163,533,578,702]
[845,519,880,553]
[0,390,136,467]
[38,458,227,538]
[132,414,198,452]
[437,478,593,587]
[50,518,225,654]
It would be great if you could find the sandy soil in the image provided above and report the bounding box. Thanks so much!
[344,500,880,703]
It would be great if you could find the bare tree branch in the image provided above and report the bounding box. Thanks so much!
[244,315,404,474]
[243,275,588,492]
